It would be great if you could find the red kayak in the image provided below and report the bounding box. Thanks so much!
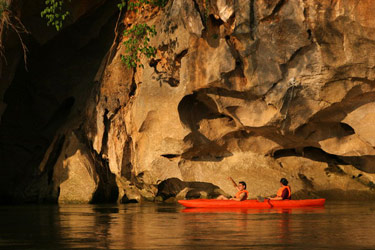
[178,198,325,208]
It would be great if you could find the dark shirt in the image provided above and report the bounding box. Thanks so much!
[281,188,291,200]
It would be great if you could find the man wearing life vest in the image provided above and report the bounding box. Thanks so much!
[217,177,249,201]
[268,178,291,200]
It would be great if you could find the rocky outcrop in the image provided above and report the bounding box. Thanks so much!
[156,178,226,201]
[1,0,375,203]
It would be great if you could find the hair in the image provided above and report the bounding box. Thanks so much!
[280,178,288,186]
[239,181,246,189]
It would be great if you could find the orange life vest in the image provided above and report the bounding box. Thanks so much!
[277,185,291,199]
[235,190,249,200]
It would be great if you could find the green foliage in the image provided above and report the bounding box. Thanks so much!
[0,1,8,19]
[39,0,168,67]
[117,0,126,11]
[117,0,168,11]
[41,0,70,31]
[121,23,157,68]
[119,0,169,68]
[127,0,168,11]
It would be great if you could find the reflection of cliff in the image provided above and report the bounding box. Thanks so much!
[1,0,375,203]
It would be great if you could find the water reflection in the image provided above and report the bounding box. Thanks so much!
[0,202,375,249]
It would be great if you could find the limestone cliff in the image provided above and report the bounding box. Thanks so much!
[1,0,375,203]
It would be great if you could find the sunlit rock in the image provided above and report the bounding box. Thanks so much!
[343,103,375,147]
[53,133,99,204]
[2,0,375,203]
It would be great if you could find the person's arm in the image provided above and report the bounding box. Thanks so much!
[265,194,276,199]
[269,189,288,200]
[228,177,240,191]
[230,192,245,201]
[269,196,283,201]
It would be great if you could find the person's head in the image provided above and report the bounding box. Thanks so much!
[238,181,247,190]
[280,178,288,186]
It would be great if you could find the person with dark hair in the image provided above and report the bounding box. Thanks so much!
[217,177,249,201]
[268,178,291,200]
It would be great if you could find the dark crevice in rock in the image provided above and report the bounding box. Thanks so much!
[190,155,226,162]
[249,0,256,40]
[161,154,179,159]
[339,122,355,135]
[307,29,312,40]
[196,87,258,101]
[273,146,348,164]
[100,109,110,156]
[260,0,286,22]
[274,146,375,174]
[166,77,179,87]
[337,156,375,173]
[346,77,375,86]
[129,76,137,97]
[273,148,300,158]
[175,49,188,63]
[149,58,160,70]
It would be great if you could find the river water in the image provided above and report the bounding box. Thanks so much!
[0,201,374,249]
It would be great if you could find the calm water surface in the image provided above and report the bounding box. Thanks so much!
[0,201,375,249]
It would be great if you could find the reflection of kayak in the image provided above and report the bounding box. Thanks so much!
[178,199,325,208]
[181,207,325,214]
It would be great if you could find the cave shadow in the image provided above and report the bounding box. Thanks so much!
[0,1,119,203]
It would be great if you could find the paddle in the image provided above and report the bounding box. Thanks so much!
[257,196,273,208]
[257,196,265,202]
[228,177,238,189]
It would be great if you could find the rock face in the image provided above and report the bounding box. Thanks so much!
[1,0,375,203]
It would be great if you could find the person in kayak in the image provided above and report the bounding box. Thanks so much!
[268,178,291,200]
[216,177,249,201]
